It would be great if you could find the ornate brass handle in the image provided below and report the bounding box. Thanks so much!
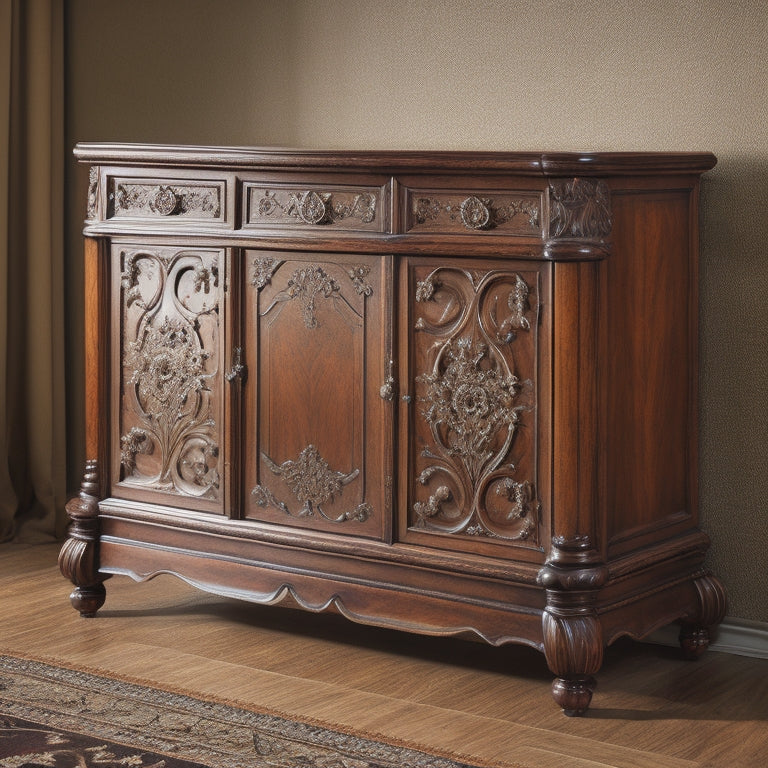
[225,347,247,382]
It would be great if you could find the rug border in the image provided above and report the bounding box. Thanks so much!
[0,647,520,768]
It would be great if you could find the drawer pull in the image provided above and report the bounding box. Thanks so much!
[460,195,491,230]
[150,185,180,216]
[297,190,329,225]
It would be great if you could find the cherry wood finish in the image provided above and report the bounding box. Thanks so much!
[60,145,724,715]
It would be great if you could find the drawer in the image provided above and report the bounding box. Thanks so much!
[405,188,543,236]
[107,176,228,224]
[243,182,388,232]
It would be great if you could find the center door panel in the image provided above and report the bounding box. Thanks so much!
[242,250,392,540]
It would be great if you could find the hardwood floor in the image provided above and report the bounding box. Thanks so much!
[1,542,766,767]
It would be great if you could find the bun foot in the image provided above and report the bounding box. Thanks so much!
[70,583,106,618]
[679,625,711,660]
[552,675,596,716]
[679,572,726,660]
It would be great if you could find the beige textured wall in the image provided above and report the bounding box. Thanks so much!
[65,0,768,622]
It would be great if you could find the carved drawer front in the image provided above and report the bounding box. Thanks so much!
[243,251,392,539]
[405,189,543,236]
[400,259,545,554]
[112,244,226,513]
[243,183,387,232]
[108,177,228,224]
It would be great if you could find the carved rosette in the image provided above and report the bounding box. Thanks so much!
[549,178,611,240]
[253,445,372,523]
[118,248,221,499]
[418,338,521,480]
[410,267,540,542]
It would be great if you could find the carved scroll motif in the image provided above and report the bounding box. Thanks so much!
[411,267,540,543]
[348,265,373,296]
[411,194,540,233]
[251,256,282,290]
[253,445,372,523]
[257,263,367,330]
[549,178,611,239]
[119,248,221,499]
[86,166,99,220]
[113,182,222,218]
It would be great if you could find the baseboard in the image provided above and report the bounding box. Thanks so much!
[646,617,768,659]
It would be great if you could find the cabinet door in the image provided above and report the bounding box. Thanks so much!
[243,251,392,540]
[399,258,549,555]
[112,244,227,513]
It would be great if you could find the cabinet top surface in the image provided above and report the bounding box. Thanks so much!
[74,143,717,176]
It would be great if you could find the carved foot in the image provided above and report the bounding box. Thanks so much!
[679,625,711,660]
[552,676,597,717]
[69,583,107,618]
[58,460,108,617]
[538,536,608,716]
[678,572,727,660]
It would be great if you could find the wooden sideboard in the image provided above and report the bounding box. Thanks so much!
[60,145,726,715]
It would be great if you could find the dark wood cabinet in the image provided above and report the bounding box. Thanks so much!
[60,145,725,715]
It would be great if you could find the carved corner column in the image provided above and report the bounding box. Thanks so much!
[678,571,727,659]
[543,188,609,714]
[58,460,108,616]
[537,537,608,716]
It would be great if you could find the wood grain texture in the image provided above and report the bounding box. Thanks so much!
[5,544,767,768]
[60,147,724,716]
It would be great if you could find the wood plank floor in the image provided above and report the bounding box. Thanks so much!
[1,542,766,767]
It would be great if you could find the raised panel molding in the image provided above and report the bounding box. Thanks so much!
[116,246,223,503]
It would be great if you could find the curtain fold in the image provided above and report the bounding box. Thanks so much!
[1,0,67,542]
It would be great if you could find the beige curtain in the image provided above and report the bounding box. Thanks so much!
[1,0,67,542]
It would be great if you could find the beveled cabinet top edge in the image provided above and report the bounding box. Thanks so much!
[73,143,717,176]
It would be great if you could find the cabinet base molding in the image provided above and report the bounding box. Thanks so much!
[62,145,722,715]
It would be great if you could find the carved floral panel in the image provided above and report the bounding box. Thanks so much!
[116,246,223,504]
[109,179,225,221]
[408,264,541,545]
[406,190,542,236]
[244,185,384,231]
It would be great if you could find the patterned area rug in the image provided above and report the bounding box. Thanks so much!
[0,655,488,768]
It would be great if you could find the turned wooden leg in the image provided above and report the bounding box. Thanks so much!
[679,572,727,660]
[58,460,108,617]
[541,606,603,716]
[538,536,608,716]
